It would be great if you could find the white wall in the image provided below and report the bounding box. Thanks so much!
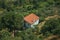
[32,19,39,25]
[31,19,39,28]
[25,19,39,28]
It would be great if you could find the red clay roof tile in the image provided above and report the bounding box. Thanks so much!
[24,13,39,24]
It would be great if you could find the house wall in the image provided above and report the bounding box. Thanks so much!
[24,19,39,28]
[31,19,39,28]
[24,22,31,28]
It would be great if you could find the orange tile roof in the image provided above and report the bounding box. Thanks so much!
[24,13,39,24]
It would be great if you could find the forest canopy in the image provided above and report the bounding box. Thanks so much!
[0,0,60,40]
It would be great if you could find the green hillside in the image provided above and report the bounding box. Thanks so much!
[0,0,60,40]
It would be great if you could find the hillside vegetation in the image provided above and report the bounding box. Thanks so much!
[0,0,60,40]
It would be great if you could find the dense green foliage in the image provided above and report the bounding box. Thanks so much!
[0,0,60,40]
[40,18,60,37]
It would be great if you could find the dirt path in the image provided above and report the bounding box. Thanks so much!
[38,15,60,30]
[44,35,60,40]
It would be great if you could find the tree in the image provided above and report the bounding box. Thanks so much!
[40,18,60,36]
[0,11,24,37]
[15,28,43,40]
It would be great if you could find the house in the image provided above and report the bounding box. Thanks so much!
[24,13,39,28]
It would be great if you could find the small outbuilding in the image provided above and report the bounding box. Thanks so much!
[24,13,39,28]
